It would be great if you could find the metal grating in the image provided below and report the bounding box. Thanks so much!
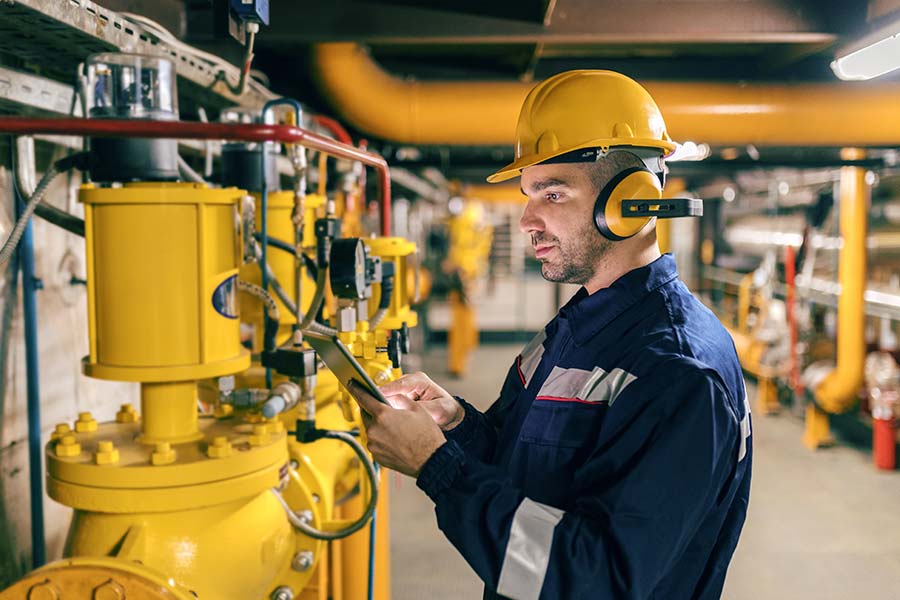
[0,0,272,115]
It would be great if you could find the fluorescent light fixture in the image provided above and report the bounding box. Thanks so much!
[831,21,900,80]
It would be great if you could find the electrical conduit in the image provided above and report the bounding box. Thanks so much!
[12,136,44,567]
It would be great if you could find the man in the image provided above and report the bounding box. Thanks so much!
[349,70,751,600]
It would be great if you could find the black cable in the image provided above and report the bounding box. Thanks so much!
[252,232,318,280]
[34,203,84,237]
[378,274,394,310]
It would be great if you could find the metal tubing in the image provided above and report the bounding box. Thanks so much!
[13,136,45,568]
[312,42,900,147]
[814,148,868,414]
[0,116,392,236]
[260,98,303,386]
[312,115,353,145]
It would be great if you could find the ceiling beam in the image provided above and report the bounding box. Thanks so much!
[256,0,840,45]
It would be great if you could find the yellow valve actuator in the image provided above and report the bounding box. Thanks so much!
[80,182,250,382]
[366,237,418,330]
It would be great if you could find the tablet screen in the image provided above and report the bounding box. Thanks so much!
[303,330,389,405]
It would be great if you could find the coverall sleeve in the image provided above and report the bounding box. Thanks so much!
[416,369,741,600]
[442,397,498,462]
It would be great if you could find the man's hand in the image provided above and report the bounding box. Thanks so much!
[378,372,465,430]
[347,381,447,477]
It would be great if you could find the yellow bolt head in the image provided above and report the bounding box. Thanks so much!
[243,411,263,424]
[92,579,125,600]
[51,423,71,441]
[269,419,285,434]
[115,403,138,423]
[151,442,176,466]
[249,423,271,446]
[74,412,98,433]
[214,403,234,419]
[55,435,81,458]
[207,436,233,458]
[27,579,60,600]
[94,440,119,465]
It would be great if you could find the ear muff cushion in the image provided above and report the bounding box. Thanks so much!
[594,166,663,241]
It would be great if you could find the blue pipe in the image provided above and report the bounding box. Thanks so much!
[14,182,45,568]
[259,98,303,389]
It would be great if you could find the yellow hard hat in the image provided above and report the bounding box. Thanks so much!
[487,70,677,183]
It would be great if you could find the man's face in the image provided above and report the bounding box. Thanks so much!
[519,163,612,286]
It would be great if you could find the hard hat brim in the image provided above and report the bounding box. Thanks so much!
[486,138,678,183]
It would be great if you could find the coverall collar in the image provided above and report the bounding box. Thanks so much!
[560,253,679,346]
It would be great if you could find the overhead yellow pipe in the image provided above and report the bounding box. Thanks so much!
[814,148,868,414]
[463,183,524,204]
[312,43,900,147]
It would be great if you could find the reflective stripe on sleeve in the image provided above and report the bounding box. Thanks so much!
[497,498,565,600]
[535,365,637,405]
[517,330,547,388]
[738,394,752,462]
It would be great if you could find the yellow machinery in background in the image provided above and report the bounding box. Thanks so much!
[711,149,871,451]
[2,54,414,600]
[445,197,493,377]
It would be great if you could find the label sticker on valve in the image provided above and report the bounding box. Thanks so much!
[212,275,238,319]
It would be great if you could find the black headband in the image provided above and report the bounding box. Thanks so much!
[539,148,604,164]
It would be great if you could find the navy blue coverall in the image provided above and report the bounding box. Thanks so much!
[416,254,752,600]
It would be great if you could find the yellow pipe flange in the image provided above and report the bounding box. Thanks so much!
[0,556,194,600]
[82,353,251,383]
[46,418,288,513]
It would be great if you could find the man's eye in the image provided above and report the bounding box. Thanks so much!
[546,192,562,202]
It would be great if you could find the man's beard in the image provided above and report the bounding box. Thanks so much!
[533,222,612,285]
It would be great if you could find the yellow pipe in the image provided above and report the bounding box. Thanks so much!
[312,43,900,147]
[139,381,202,444]
[464,183,525,204]
[737,274,753,334]
[814,148,868,414]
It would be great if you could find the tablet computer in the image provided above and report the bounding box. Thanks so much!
[303,330,388,405]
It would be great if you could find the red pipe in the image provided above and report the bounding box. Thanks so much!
[312,114,353,145]
[785,245,802,398]
[359,138,369,226]
[0,116,391,236]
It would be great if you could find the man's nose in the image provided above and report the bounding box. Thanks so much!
[519,199,543,234]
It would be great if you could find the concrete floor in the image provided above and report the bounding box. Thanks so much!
[390,344,900,600]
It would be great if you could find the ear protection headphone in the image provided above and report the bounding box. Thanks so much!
[593,163,663,241]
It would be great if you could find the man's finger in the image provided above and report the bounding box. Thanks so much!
[379,372,428,399]
[347,380,385,416]
[385,393,415,410]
